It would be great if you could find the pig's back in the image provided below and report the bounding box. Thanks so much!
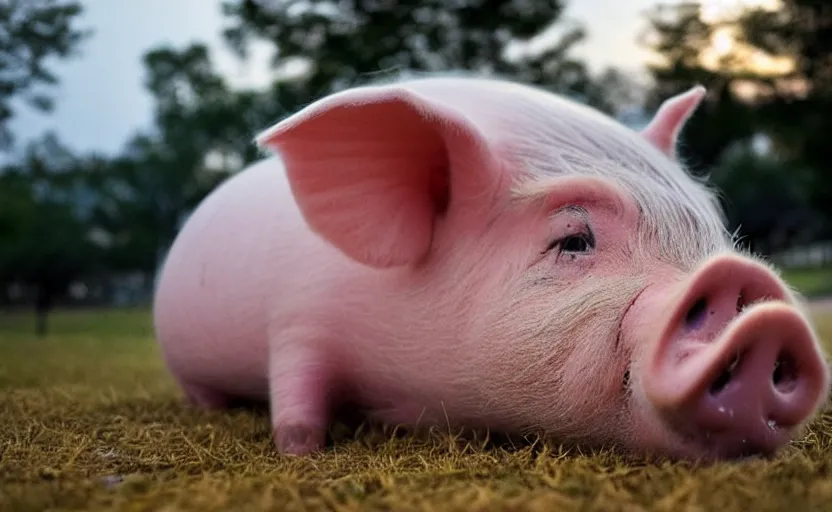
[153,157,339,399]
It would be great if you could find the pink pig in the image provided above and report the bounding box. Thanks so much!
[152,76,831,462]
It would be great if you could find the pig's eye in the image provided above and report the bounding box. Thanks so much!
[560,234,593,253]
[545,231,595,256]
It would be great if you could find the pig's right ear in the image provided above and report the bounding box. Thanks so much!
[641,85,706,158]
[255,86,500,269]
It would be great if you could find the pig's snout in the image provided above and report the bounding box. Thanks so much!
[642,255,831,458]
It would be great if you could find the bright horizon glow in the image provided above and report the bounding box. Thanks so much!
[704,0,791,72]
[641,0,794,77]
[699,0,782,22]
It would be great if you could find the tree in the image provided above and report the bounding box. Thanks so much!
[88,43,283,281]
[639,2,758,172]
[0,134,103,335]
[712,146,819,255]
[0,0,91,151]
[728,1,832,236]
[638,1,832,253]
[220,0,623,115]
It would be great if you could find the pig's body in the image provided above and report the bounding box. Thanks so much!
[155,157,452,425]
[154,158,304,402]
[154,76,831,462]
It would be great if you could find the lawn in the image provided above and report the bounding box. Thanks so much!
[2,306,832,511]
[781,266,832,298]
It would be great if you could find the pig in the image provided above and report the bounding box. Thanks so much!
[152,75,831,462]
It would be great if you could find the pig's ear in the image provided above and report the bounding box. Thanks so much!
[641,85,706,158]
[255,86,499,269]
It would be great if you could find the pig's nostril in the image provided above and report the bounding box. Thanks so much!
[736,292,745,313]
[685,297,708,330]
[710,369,732,395]
[772,352,799,393]
[710,353,741,395]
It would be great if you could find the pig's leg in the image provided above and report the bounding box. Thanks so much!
[268,331,333,456]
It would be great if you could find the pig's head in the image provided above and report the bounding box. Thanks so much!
[256,76,831,462]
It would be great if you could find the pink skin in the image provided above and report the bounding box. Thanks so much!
[152,77,831,462]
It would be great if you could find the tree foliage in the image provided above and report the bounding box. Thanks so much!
[730,1,832,233]
[0,0,90,150]
[86,44,260,277]
[0,1,92,332]
[641,1,832,252]
[712,147,819,255]
[640,2,757,171]
[0,134,103,334]
[220,0,628,114]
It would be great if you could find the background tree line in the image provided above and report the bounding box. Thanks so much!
[2,0,830,334]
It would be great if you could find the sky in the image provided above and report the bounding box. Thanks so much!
[6,0,730,158]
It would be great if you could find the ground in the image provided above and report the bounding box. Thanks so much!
[3,305,832,511]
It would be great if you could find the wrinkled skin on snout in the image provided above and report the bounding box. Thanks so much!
[153,76,831,463]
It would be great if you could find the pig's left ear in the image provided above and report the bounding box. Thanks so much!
[255,86,501,269]
[640,85,706,158]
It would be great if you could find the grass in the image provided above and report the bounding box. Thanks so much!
[0,307,155,339]
[781,266,832,298]
[3,306,832,511]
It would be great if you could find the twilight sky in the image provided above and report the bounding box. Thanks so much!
[7,0,727,158]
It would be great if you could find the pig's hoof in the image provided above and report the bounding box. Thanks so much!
[274,424,325,456]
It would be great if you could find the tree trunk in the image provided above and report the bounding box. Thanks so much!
[34,284,52,337]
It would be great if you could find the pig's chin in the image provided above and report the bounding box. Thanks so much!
[625,406,802,463]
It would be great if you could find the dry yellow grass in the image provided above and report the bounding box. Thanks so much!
[2,307,832,511]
